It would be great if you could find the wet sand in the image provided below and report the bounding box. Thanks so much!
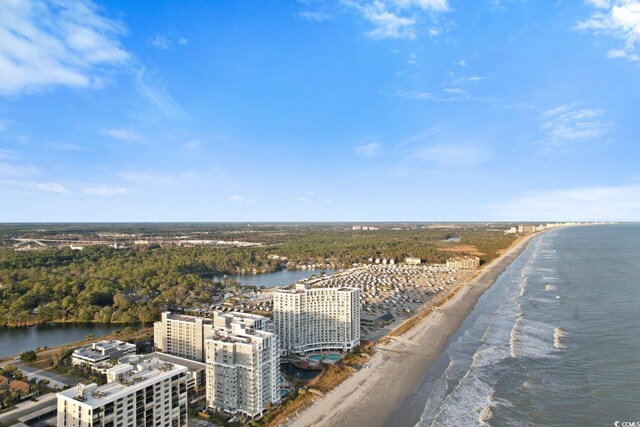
[290,233,539,427]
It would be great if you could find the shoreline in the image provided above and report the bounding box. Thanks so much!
[290,231,542,427]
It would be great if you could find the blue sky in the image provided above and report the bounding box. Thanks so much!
[1,0,640,222]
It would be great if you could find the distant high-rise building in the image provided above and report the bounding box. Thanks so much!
[518,224,538,233]
[57,356,188,427]
[205,311,279,418]
[154,312,214,362]
[273,285,360,355]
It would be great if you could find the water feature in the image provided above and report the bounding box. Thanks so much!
[281,363,321,381]
[0,323,140,359]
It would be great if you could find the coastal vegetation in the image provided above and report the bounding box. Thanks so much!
[0,224,516,326]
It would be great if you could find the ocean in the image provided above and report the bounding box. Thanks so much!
[413,224,640,426]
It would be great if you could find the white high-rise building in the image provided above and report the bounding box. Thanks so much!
[154,312,214,362]
[205,311,279,418]
[273,285,360,355]
[57,356,188,427]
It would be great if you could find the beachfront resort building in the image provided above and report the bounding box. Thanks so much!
[446,256,481,269]
[273,284,360,355]
[71,340,137,370]
[57,356,188,427]
[405,257,422,265]
[518,224,541,233]
[205,311,279,418]
[154,311,214,362]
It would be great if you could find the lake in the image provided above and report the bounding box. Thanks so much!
[0,323,138,359]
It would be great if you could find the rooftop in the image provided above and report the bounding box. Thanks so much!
[133,352,205,371]
[72,340,136,361]
[57,358,187,408]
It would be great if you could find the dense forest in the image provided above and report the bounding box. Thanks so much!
[0,225,516,326]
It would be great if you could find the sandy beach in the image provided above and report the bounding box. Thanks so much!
[290,233,539,427]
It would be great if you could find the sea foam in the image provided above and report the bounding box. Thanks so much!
[554,327,567,349]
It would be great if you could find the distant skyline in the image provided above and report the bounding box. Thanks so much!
[1,0,640,222]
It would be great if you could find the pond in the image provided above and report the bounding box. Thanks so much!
[281,363,321,381]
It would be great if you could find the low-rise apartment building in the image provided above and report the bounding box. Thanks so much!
[71,340,137,370]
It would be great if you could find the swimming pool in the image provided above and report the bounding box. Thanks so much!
[307,353,342,362]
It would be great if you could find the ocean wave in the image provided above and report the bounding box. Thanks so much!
[554,327,567,349]
[545,284,557,291]
[510,314,523,358]
[528,296,558,304]
[512,318,556,359]
[478,406,493,425]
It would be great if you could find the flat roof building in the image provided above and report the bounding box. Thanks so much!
[120,352,206,394]
[154,312,214,362]
[273,285,360,355]
[57,356,188,427]
[71,340,137,369]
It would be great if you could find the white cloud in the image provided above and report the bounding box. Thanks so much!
[607,47,639,60]
[150,35,189,49]
[587,0,611,8]
[360,1,417,39]
[0,0,130,95]
[577,0,640,61]
[150,35,173,49]
[0,179,72,195]
[298,11,331,21]
[394,90,436,100]
[103,127,143,141]
[492,184,640,221]
[539,104,612,151]
[393,89,472,102]
[354,142,384,158]
[229,195,244,202]
[84,186,129,196]
[135,67,186,120]
[443,87,467,95]
[343,0,450,40]
[456,75,486,83]
[37,182,71,194]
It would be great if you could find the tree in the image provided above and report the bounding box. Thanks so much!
[20,350,38,362]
